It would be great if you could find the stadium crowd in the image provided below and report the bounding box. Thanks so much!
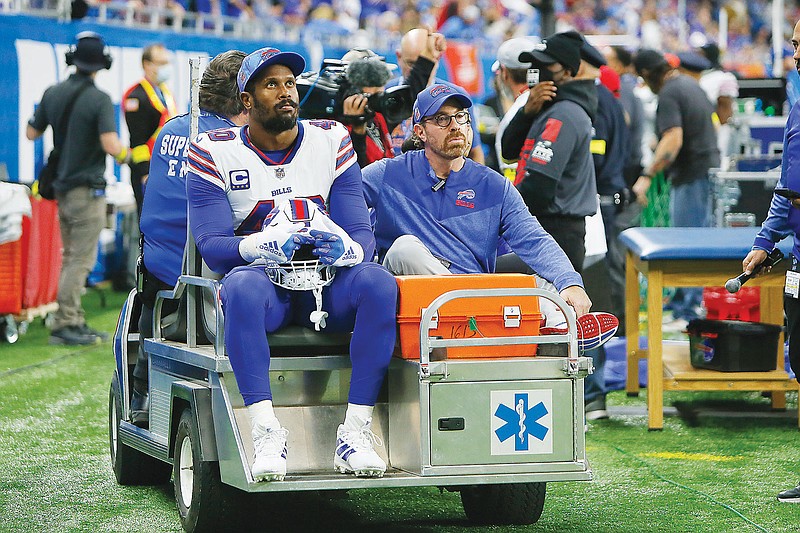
[46,0,800,79]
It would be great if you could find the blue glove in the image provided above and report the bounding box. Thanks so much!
[309,229,363,267]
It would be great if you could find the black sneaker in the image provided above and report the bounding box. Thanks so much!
[49,326,100,346]
[76,323,110,342]
[778,484,800,503]
[585,396,609,421]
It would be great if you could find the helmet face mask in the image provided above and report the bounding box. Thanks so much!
[265,244,335,291]
[261,203,336,292]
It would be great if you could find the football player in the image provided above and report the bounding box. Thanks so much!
[187,47,397,481]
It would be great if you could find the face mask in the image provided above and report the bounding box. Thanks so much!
[156,63,173,84]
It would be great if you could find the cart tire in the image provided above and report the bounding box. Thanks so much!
[173,408,247,532]
[460,482,546,525]
[1,316,18,344]
[108,376,172,485]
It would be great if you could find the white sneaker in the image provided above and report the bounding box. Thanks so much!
[333,419,386,477]
[251,423,288,482]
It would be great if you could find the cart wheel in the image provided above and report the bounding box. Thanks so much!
[1,316,19,343]
[173,408,246,532]
[460,482,546,525]
[108,375,172,485]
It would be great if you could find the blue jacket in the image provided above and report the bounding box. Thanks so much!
[140,111,236,285]
[362,150,583,291]
[754,101,800,260]
[593,84,628,195]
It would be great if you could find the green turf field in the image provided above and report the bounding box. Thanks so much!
[1,289,799,532]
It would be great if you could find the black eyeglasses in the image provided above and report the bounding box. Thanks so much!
[423,110,471,128]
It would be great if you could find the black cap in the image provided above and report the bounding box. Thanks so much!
[558,30,606,68]
[633,48,668,74]
[677,51,712,72]
[71,31,109,72]
[519,31,582,74]
[699,42,721,68]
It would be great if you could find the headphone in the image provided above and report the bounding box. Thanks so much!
[65,31,113,70]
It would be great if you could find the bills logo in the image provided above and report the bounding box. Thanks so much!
[261,48,279,60]
[456,188,475,208]
[457,189,475,200]
[430,84,451,98]
[230,170,250,190]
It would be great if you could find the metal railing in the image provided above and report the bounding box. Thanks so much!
[4,0,401,50]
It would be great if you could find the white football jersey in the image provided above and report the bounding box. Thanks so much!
[188,119,356,235]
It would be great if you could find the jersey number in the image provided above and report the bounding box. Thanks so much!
[207,130,236,141]
[236,195,326,235]
[308,120,336,130]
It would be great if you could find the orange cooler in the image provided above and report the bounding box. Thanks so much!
[394,274,542,359]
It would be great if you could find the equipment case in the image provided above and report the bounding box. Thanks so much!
[688,319,782,372]
[394,274,542,359]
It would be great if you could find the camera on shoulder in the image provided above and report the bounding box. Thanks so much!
[296,58,414,125]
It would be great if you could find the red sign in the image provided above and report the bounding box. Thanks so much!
[443,42,482,96]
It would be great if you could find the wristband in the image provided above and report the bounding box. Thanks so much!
[115,146,132,165]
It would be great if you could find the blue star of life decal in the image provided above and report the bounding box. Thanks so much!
[494,393,549,451]
[489,390,553,455]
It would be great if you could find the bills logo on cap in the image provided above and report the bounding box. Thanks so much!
[430,85,451,98]
[261,48,279,60]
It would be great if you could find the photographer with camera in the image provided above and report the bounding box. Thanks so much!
[339,52,395,167]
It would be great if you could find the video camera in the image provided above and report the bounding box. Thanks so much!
[296,59,414,125]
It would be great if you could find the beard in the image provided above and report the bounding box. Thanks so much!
[252,96,298,134]
[432,130,468,159]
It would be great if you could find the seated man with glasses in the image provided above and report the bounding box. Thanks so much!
[362,83,608,341]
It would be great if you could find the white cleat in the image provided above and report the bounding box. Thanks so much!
[333,419,386,478]
[251,424,288,482]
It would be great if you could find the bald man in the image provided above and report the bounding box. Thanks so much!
[396,28,441,86]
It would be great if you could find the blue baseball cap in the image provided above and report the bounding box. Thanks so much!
[412,83,473,124]
[237,47,306,93]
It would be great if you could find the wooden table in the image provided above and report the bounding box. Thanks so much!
[619,227,797,430]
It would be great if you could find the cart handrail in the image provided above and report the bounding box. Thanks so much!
[153,281,185,340]
[152,275,225,356]
[419,288,579,377]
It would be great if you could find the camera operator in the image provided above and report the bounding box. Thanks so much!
[339,55,394,167]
